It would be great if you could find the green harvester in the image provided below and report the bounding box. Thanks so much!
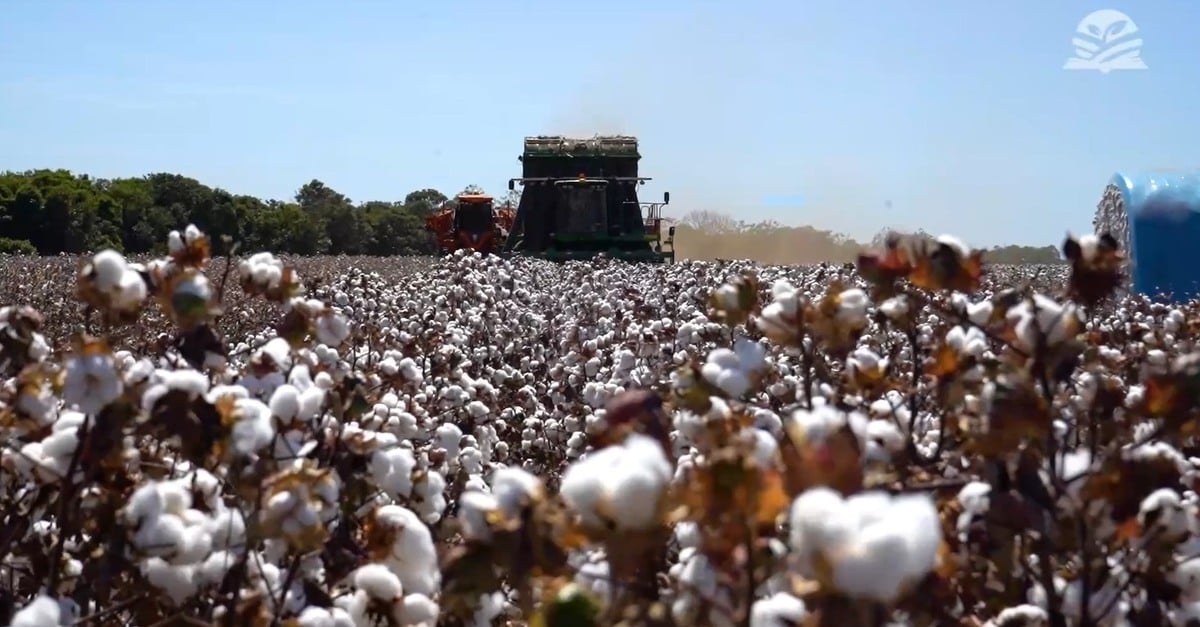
[500,135,676,264]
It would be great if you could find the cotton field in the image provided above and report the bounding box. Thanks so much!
[0,226,1195,627]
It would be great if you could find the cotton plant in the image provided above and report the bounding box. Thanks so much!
[0,224,1194,626]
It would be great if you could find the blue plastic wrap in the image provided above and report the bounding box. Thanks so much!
[1110,172,1200,302]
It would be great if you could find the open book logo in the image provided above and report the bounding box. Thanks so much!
[1064,9,1148,72]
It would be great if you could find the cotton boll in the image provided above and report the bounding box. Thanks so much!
[269,384,301,422]
[788,488,942,603]
[90,250,128,291]
[354,563,403,601]
[369,505,441,596]
[295,606,355,627]
[983,605,1048,627]
[750,592,808,627]
[141,558,199,604]
[457,491,499,542]
[315,310,352,347]
[62,352,122,415]
[559,433,672,531]
[230,398,275,455]
[8,594,63,626]
[399,593,439,625]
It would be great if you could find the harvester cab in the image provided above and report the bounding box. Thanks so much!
[454,194,498,248]
[502,135,676,263]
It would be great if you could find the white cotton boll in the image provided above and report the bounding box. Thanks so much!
[91,249,128,291]
[675,521,701,547]
[863,420,905,461]
[123,482,165,525]
[1139,488,1190,540]
[753,408,783,436]
[297,386,325,422]
[269,384,301,422]
[113,269,149,309]
[1169,559,1200,603]
[788,488,942,603]
[158,480,192,514]
[983,605,1048,627]
[788,488,857,567]
[946,325,988,358]
[230,398,275,455]
[257,337,293,372]
[701,360,751,398]
[437,423,463,456]
[240,253,284,289]
[296,606,355,627]
[133,514,187,558]
[197,551,238,586]
[371,447,417,498]
[354,563,404,600]
[315,311,352,347]
[748,428,778,468]
[399,357,423,383]
[172,525,214,565]
[206,384,249,406]
[459,447,483,474]
[466,400,490,418]
[371,505,440,596]
[956,482,991,539]
[40,428,79,460]
[62,352,123,415]
[879,296,909,320]
[835,288,869,327]
[9,594,63,627]
[559,434,672,531]
[491,466,543,517]
[770,279,798,303]
[400,593,439,625]
[414,472,448,524]
[208,510,247,549]
[141,558,199,604]
[1007,294,1081,353]
[458,491,499,541]
[750,592,808,627]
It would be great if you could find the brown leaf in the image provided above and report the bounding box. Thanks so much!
[782,422,863,496]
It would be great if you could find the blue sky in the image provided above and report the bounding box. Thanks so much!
[1,0,1197,247]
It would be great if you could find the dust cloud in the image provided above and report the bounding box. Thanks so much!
[668,226,863,265]
[533,14,901,263]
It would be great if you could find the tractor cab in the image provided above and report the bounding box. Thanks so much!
[552,178,608,237]
[454,194,495,237]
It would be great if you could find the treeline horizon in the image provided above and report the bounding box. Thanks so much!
[0,168,1064,265]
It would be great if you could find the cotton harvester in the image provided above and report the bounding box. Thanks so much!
[1093,171,1200,302]
[424,193,516,255]
[501,135,677,263]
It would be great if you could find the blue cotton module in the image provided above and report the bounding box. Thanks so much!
[1095,172,1200,303]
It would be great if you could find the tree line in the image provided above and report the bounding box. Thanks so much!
[0,169,457,257]
[0,169,1063,264]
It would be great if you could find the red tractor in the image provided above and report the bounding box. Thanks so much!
[424,193,517,255]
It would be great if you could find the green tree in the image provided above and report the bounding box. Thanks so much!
[0,168,450,257]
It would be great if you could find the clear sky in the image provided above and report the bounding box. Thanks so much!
[1,0,1197,247]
